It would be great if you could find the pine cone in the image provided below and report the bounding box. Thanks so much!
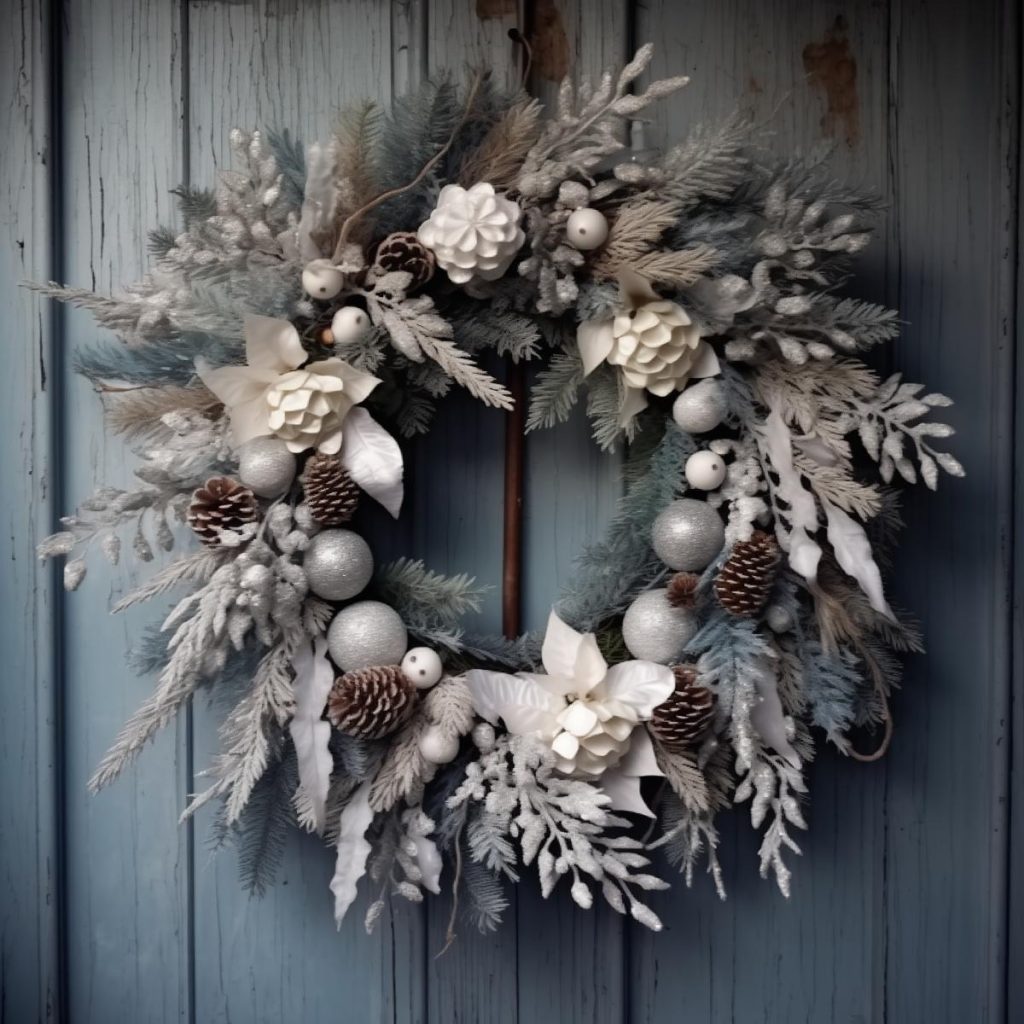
[666,571,700,609]
[187,477,257,546]
[373,231,436,290]
[303,453,359,526]
[326,665,416,739]
[649,665,716,752]
[714,530,781,617]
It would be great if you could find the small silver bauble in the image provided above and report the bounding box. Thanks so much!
[651,498,725,571]
[672,380,727,434]
[765,603,794,633]
[303,529,373,602]
[418,724,459,765]
[401,647,443,690]
[330,305,371,346]
[621,588,698,663]
[327,600,408,673]
[237,436,297,498]
[685,450,727,491]
[302,258,344,300]
[471,722,496,753]
[565,207,609,250]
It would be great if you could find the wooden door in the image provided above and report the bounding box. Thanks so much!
[2,1,1020,1021]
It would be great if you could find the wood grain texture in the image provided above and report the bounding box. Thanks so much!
[57,1,191,1021]
[3,0,1020,1020]
[0,0,61,1020]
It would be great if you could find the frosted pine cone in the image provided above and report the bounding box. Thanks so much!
[714,530,781,616]
[303,453,359,526]
[417,182,525,284]
[326,665,416,739]
[187,477,257,546]
[649,665,716,752]
[373,231,435,289]
[607,298,702,396]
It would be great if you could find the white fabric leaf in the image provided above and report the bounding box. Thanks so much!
[464,670,557,727]
[601,661,675,719]
[600,768,655,817]
[822,499,894,620]
[788,525,822,586]
[750,664,800,769]
[330,781,375,927]
[339,406,404,518]
[244,314,305,371]
[618,385,650,426]
[541,610,585,679]
[618,727,663,779]
[572,632,608,694]
[687,340,721,380]
[616,266,660,306]
[288,638,334,833]
[577,319,615,376]
[414,836,442,895]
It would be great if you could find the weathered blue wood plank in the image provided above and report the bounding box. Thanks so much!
[58,1,193,1022]
[0,0,61,1020]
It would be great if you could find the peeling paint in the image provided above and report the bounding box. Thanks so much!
[802,15,860,147]
[530,0,569,82]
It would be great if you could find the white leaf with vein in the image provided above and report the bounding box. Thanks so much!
[339,406,404,517]
[288,638,334,833]
[330,781,375,927]
[822,498,894,620]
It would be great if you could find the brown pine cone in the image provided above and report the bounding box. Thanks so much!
[326,665,416,739]
[303,453,359,526]
[187,477,257,546]
[649,665,716,752]
[714,530,781,617]
[666,571,700,609]
[373,231,435,290]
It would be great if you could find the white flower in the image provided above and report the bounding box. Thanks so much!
[577,268,721,425]
[417,182,525,284]
[197,315,381,455]
[464,611,675,816]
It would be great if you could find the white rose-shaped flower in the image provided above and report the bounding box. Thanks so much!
[577,269,721,426]
[465,611,676,816]
[197,315,381,455]
[417,182,525,284]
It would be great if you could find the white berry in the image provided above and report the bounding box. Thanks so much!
[685,450,727,491]
[418,724,459,765]
[765,603,794,633]
[565,208,609,251]
[301,259,344,300]
[330,305,370,345]
[401,647,443,690]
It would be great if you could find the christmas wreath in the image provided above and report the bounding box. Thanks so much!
[38,45,963,935]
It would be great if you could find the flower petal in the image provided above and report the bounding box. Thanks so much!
[463,670,557,729]
[541,610,585,680]
[599,768,655,817]
[572,632,608,694]
[308,358,382,406]
[617,727,663,779]
[687,340,721,379]
[244,315,307,371]
[195,359,270,409]
[601,661,675,719]
[558,701,599,737]
[551,731,580,761]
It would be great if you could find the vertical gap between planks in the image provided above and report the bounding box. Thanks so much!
[48,0,69,1018]
[179,1,197,1020]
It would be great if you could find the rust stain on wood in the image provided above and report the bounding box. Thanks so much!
[476,0,518,18]
[530,0,570,82]
[802,15,860,146]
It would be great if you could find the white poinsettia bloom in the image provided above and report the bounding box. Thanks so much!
[196,315,381,455]
[465,611,676,816]
[577,268,721,426]
[417,182,525,284]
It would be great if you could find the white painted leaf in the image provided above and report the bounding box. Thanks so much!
[601,662,675,719]
[787,525,821,586]
[822,498,893,620]
[750,665,800,769]
[541,609,585,679]
[600,768,655,818]
[618,727,663,779]
[330,781,375,927]
[463,670,556,729]
[288,638,334,833]
[339,406,404,518]
[413,836,442,895]
[576,319,614,376]
[687,340,721,380]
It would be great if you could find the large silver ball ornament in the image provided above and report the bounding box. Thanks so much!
[303,529,374,601]
[651,498,725,571]
[672,380,728,434]
[621,588,698,663]
[237,437,297,498]
[327,600,408,673]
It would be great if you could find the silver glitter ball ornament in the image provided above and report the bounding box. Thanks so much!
[672,380,727,434]
[327,600,408,673]
[237,437,297,498]
[651,498,725,571]
[621,588,698,663]
[303,529,373,601]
